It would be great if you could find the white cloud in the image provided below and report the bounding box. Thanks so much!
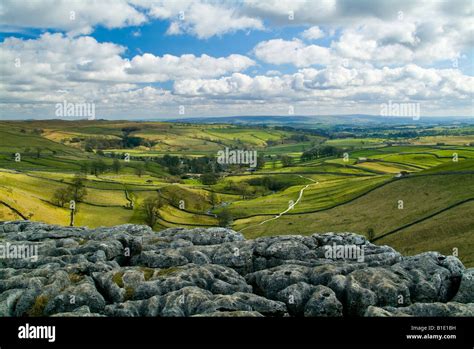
[126,53,255,81]
[330,17,469,65]
[173,65,473,108]
[301,26,324,40]
[245,0,473,66]
[0,33,255,108]
[256,12,472,68]
[166,21,182,35]
[146,1,264,39]
[1,31,471,118]
[0,0,146,36]
[174,73,292,99]
[242,0,338,24]
[1,0,473,118]
[254,39,333,67]
[266,70,282,76]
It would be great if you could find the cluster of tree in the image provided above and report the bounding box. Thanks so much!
[287,134,310,142]
[20,128,43,135]
[346,126,474,139]
[84,138,123,151]
[223,180,256,198]
[52,175,87,207]
[247,176,294,192]
[81,127,157,152]
[266,134,310,147]
[11,147,51,160]
[80,160,109,176]
[273,126,329,137]
[330,132,356,139]
[157,155,224,176]
[158,155,183,175]
[300,145,345,161]
[201,172,219,185]
[313,125,465,140]
[77,158,147,177]
[266,139,280,146]
[83,136,155,152]
[121,127,156,148]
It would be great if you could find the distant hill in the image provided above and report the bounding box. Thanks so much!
[167,114,474,127]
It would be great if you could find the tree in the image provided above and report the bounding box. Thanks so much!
[201,172,218,185]
[70,175,87,202]
[91,160,107,176]
[52,187,70,207]
[51,175,87,207]
[236,182,252,199]
[280,155,294,167]
[85,144,94,152]
[80,162,90,175]
[301,145,344,162]
[135,164,145,177]
[142,196,163,227]
[216,207,233,227]
[112,158,122,174]
[208,191,219,208]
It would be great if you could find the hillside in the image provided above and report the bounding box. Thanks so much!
[1,120,473,268]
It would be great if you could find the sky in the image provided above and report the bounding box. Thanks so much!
[0,0,473,120]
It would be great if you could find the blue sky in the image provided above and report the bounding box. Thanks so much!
[0,0,472,119]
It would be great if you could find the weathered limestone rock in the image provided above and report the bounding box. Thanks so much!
[0,221,471,317]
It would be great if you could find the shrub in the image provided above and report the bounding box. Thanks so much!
[216,207,233,227]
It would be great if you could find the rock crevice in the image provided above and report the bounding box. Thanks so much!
[0,221,472,317]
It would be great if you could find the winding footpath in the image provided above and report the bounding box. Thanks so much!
[239,175,318,232]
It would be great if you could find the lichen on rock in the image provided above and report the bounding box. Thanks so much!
[0,221,472,317]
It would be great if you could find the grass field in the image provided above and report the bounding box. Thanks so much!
[233,172,474,266]
[1,120,473,266]
[378,200,474,267]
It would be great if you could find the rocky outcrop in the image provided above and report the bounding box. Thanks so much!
[0,221,472,317]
